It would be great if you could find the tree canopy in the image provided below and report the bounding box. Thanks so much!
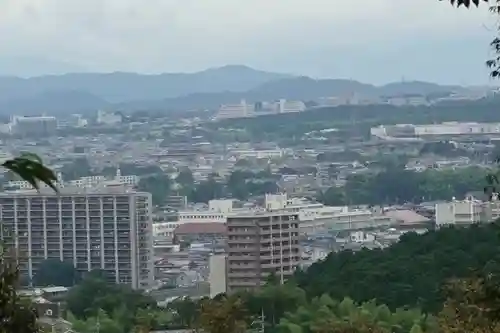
[32,259,79,287]
[66,270,155,320]
[295,222,500,313]
[318,166,488,206]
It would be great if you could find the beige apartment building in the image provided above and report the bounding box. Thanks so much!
[225,211,300,292]
[0,185,153,290]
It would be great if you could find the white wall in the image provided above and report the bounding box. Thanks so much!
[209,199,234,213]
[209,254,227,298]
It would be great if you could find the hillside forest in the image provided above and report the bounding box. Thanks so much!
[23,221,500,333]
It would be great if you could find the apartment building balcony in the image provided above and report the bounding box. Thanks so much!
[261,262,297,270]
[118,258,132,264]
[260,240,299,248]
[227,271,260,278]
[227,280,262,288]
[227,254,258,261]
[227,246,259,253]
[227,234,257,240]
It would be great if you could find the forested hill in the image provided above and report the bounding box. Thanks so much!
[294,222,500,313]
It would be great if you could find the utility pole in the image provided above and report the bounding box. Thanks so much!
[249,309,265,333]
[95,315,100,333]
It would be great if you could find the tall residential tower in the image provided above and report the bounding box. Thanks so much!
[0,185,153,289]
[225,211,300,292]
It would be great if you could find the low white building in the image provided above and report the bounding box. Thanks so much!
[97,110,122,125]
[153,200,233,238]
[278,99,306,113]
[216,100,254,120]
[264,193,393,235]
[230,149,286,159]
[434,198,500,227]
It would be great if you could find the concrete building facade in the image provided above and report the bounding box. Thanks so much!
[0,187,153,289]
[225,211,300,293]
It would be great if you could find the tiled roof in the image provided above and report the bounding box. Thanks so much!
[174,222,226,235]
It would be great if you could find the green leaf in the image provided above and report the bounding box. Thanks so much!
[445,0,489,7]
[2,156,58,192]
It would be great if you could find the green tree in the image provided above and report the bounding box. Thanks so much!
[134,307,174,333]
[234,159,252,168]
[438,276,500,332]
[278,295,435,333]
[0,245,39,333]
[68,309,124,333]
[191,176,224,203]
[138,174,172,206]
[198,296,248,333]
[442,0,500,78]
[60,158,93,180]
[32,259,79,287]
[244,283,307,329]
[167,297,200,328]
[318,187,346,206]
[176,168,194,187]
[294,222,500,313]
[66,271,155,320]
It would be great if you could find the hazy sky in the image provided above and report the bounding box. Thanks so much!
[0,0,497,84]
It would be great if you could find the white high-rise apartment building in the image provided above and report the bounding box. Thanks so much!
[0,185,153,290]
[278,99,306,113]
[216,100,255,120]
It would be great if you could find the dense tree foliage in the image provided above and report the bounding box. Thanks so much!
[0,246,39,333]
[137,174,172,206]
[192,285,439,333]
[319,166,489,205]
[226,169,279,200]
[165,296,200,328]
[66,271,155,321]
[61,271,179,333]
[190,176,225,203]
[176,168,195,188]
[188,222,500,333]
[437,275,500,332]
[198,296,248,333]
[136,167,281,205]
[40,222,500,333]
[242,282,307,329]
[295,222,500,313]
[32,259,79,287]
[278,295,437,333]
[60,158,94,180]
[212,100,500,145]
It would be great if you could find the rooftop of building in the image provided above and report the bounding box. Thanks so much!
[384,209,430,225]
[174,222,227,235]
[0,183,150,197]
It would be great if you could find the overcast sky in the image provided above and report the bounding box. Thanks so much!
[0,0,497,84]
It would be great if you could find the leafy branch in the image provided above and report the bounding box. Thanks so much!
[2,153,58,192]
[442,0,500,78]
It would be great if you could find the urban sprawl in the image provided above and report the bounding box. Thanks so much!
[5,82,500,328]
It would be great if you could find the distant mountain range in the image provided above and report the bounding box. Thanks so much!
[0,65,473,115]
